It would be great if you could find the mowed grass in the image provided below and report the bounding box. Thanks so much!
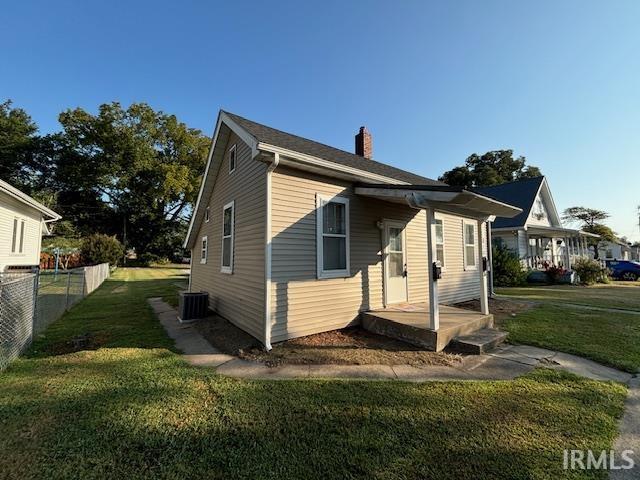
[497,283,640,311]
[0,268,628,479]
[28,267,186,357]
[501,305,640,373]
[496,283,640,373]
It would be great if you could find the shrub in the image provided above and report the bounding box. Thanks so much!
[542,261,567,284]
[81,234,124,266]
[492,242,527,286]
[573,257,610,285]
[137,253,170,267]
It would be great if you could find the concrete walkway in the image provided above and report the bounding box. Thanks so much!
[148,298,631,383]
[610,376,640,479]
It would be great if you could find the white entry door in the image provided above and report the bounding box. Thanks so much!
[384,221,408,305]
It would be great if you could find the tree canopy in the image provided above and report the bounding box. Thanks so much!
[0,100,41,190]
[439,150,542,188]
[562,206,617,258]
[0,100,210,259]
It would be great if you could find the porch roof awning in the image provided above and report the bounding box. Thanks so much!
[354,184,522,219]
[514,225,600,238]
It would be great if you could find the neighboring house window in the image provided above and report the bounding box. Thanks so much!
[316,194,350,279]
[229,144,237,173]
[532,198,546,220]
[463,221,477,270]
[11,218,18,253]
[435,218,445,269]
[605,248,613,259]
[19,220,24,253]
[221,201,234,273]
[200,236,208,264]
[205,206,210,223]
[11,219,24,254]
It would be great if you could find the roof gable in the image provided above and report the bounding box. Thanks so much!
[0,179,60,221]
[185,109,445,248]
[475,177,548,228]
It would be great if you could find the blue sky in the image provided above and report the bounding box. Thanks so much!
[2,0,639,240]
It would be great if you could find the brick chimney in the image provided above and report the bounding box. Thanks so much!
[355,126,372,159]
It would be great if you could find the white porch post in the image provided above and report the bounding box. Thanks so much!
[477,218,489,315]
[564,236,571,270]
[425,208,439,330]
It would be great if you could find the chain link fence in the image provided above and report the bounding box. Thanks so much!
[0,263,110,371]
[0,274,37,371]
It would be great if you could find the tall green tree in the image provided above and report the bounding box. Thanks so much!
[0,100,42,190]
[55,102,210,257]
[562,207,616,259]
[439,150,542,188]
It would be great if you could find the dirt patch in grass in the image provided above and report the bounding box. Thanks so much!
[46,332,111,356]
[244,327,462,367]
[455,297,533,324]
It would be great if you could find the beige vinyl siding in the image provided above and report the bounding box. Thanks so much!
[0,191,44,271]
[190,132,267,341]
[270,167,428,342]
[436,212,487,305]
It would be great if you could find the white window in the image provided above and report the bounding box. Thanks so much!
[435,218,445,269]
[316,194,350,279]
[205,206,210,223]
[19,220,24,253]
[463,221,477,270]
[200,236,208,264]
[11,218,24,254]
[11,218,18,253]
[221,201,234,273]
[228,144,237,173]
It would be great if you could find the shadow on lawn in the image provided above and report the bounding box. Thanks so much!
[0,348,625,480]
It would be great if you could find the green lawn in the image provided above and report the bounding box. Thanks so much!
[496,283,640,373]
[497,283,640,311]
[501,305,640,373]
[28,267,186,357]
[0,269,628,479]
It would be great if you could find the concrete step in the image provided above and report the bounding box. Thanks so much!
[450,329,508,355]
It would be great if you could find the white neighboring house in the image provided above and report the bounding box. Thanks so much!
[0,179,61,272]
[476,176,598,270]
[598,239,632,261]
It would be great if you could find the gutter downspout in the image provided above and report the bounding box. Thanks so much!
[264,152,279,351]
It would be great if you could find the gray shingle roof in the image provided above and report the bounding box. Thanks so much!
[474,176,545,228]
[223,111,443,186]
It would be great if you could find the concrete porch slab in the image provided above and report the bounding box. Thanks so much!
[361,304,493,351]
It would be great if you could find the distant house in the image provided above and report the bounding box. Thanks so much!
[599,239,632,261]
[476,177,598,271]
[184,111,521,350]
[0,179,60,272]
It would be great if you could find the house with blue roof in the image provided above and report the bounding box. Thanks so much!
[476,177,598,272]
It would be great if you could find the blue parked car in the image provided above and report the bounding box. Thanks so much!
[605,260,640,281]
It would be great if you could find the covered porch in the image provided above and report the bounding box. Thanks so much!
[354,184,522,351]
[515,225,598,270]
